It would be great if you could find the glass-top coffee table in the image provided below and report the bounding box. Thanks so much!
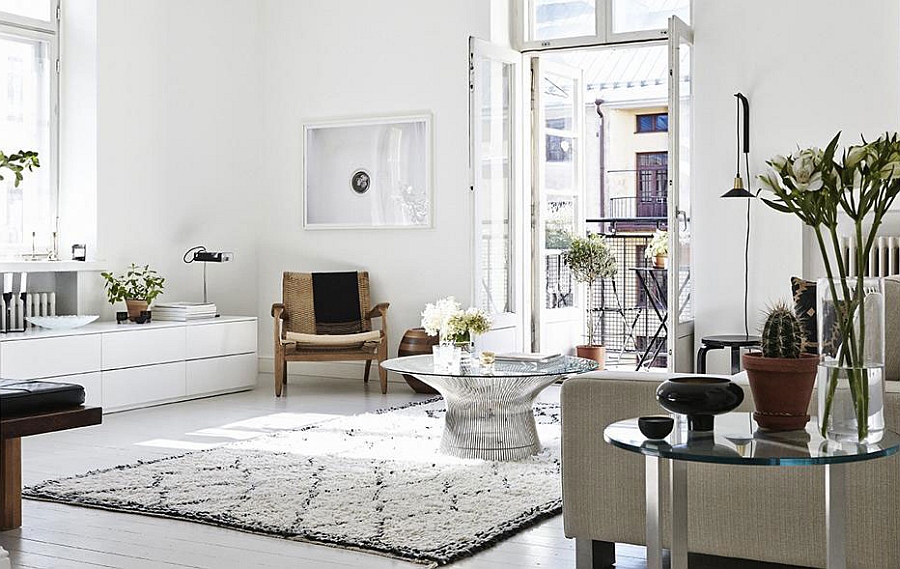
[382,354,597,461]
[604,413,900,569]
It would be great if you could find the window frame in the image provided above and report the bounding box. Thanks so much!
[513,0,691,51]
[635,112,668,133]
[0,1,60,255]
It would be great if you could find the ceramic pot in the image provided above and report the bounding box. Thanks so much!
[656,376,744,431]
[654,254,668,269]
[742,352,818,431]
[398,328,439,394]
[125,299,148,322]
[576,345,605,370]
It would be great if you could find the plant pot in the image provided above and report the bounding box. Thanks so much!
[125,299,148,322]
[654,254,668,269]
[576,345,605,370]
[742,352,818,431]
[398,328,439,394]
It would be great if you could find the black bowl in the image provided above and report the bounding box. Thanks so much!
[638,416,674,440]
[656,376,744,432]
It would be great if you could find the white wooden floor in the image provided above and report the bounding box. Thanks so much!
[0,374,649,569]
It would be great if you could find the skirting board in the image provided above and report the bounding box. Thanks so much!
[257,357,406,383]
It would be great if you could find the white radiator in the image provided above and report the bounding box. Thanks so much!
[841,235,900,277]
[1,292,56,330]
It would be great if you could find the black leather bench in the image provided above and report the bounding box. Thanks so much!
[0,379,101,530]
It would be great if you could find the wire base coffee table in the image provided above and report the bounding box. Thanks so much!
[382,354,597,461]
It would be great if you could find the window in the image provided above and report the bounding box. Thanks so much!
[517,0,690,50]
[636,112,667,133]
[0,1,58,255]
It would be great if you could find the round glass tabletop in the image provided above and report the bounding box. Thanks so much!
[604,413,900,466]
[380,354,598,378]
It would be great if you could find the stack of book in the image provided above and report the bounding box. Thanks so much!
[152,302,217,321]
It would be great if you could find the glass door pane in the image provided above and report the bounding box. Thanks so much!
[531,0,597,41]
[532,57,585,354]
[611,0,690,34]
[0,1,53,22]
[470,38,525,352]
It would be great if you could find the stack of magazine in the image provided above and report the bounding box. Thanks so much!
[153,301,217,321]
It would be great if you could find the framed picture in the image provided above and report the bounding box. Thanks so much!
[303,113,433,229]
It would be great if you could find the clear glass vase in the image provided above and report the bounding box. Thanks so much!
[817,277,885,443]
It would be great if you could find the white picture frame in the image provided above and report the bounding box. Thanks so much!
[302,113,433,229]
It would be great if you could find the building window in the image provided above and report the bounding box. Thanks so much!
[0,1,58,254]
[636,112,668,133]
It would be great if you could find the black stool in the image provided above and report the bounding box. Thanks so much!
[697,335,761,374]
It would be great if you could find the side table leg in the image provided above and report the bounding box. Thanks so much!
[670,460,688,569]
[645,456,664,569]
[0,437,22,530]
[730,346,742,374]
[826,463,847,569]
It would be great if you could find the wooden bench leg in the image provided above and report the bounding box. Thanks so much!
[0,437,22,530]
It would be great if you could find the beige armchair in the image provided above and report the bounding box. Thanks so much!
[271,271,389,397]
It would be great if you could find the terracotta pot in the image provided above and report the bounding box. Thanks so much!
[125,299,148,322]
[654,254,668,269]
[398,328,439,394]
[576,345,605,370]
[742,352,818,431]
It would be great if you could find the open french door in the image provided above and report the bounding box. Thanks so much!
[667,16,694,372]
[531,58,585,355]
[470,38,528,353]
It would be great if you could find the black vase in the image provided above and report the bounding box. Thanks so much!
[656,376,744,432]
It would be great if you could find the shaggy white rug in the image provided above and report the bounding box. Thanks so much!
[24,399,563,567]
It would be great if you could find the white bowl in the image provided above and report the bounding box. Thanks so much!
[26,315,100,330]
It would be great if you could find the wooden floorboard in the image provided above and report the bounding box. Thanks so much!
[0,374,801,569]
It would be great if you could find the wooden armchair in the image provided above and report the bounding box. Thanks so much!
[271,271,389,397]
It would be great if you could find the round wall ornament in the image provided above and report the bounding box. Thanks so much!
[351,170,371,194]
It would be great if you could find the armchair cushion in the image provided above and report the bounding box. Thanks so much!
[284,330,381,350]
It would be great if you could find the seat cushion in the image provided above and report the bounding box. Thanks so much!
[284,329,381,349]
[0,379,85,417]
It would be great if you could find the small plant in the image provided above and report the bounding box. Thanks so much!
[644,229,668,259]
[421,297,492,343]
[563,233,617,346]
[101,264,166,305]
[760,301,805,359]
[0,149,39,187]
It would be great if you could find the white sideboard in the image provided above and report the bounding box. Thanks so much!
[0,316,258,413]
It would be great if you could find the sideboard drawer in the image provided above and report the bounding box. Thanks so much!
[186,353,257,396]
[186,320,257,360]
[53,372,102,408]
[101,327,186,370]
[102,361,185,411]
[0,334,101,379]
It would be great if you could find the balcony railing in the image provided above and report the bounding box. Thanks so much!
[607,195,667,219]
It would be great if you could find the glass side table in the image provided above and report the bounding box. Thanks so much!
[381,354,597,461]
[604,413,900,569]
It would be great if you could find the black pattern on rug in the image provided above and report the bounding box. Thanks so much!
[24,399,563,567]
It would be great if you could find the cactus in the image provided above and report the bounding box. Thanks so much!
[761,301,806,359]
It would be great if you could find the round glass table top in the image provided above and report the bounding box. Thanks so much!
[604,413,900,466]
[380,354,598,378]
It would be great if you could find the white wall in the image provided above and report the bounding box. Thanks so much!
[94,0,262,318]
[256,0,492,374]
[692,0,900,373]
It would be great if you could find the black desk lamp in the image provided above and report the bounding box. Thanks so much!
[721,92,755,337]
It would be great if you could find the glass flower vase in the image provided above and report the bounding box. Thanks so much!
[816,277,885,443]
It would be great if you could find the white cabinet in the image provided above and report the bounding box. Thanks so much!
[102,362,186,411]
[0,334,101,379]
[0,316,257,413]
[102,327,186,369]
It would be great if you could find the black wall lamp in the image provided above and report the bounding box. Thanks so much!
[721,92,756,339]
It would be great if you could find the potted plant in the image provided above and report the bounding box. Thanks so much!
[742,302,818,431]
[421,296,491,351]
[101,264,165,321]
[644,229,668,269]
[563,233,617,367]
